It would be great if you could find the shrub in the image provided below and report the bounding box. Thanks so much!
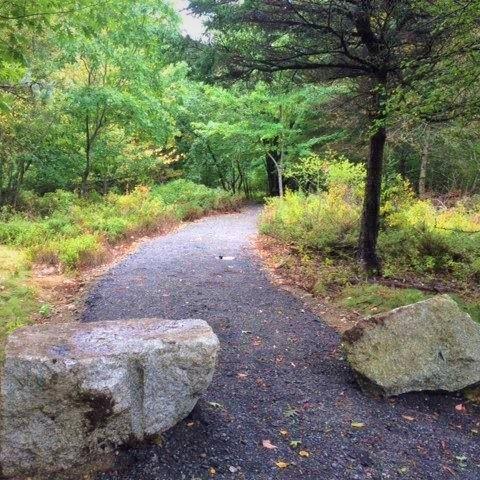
[0,180,238,271]
[153,179,238,219]
[261,187,361,256]
[0,247,37,354]
[34,234,104,270]
[262,154,480,285]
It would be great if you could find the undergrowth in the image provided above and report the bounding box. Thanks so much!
[0,180,240,347]
[261,153,480,320]
[0,246,37,356]
[0,180,240,270]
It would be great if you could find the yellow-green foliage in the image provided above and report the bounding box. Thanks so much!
[261,156,480,284]
[0,180,239,271]
[261,158,364,255]
[0,246,37,351]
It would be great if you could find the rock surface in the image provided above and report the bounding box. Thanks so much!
[342,295,480,397]
[1,318,219,478]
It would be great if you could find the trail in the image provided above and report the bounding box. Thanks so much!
[83,207,480,480]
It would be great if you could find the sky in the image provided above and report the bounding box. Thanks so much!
[171,0,206,39]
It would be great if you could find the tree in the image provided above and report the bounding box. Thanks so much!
[189,0,480,274]
[178,77,344,197]
[57,0,183,196]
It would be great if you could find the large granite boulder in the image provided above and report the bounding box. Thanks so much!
[342,295,480,397]
[1,318,219,478]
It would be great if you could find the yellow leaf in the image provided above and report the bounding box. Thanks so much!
[351,422,365,429]
[275,461,289,469]
[299,450,310,458]
[279,429,289,436]
[402,415,415,422]
[209,467,216,476]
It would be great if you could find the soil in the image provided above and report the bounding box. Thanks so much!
[79,207,480,480]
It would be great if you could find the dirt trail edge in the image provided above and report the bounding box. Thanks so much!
[82,207,480,480]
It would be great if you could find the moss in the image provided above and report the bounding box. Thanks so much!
[338,284,430,316]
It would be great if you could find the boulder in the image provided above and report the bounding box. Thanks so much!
[342,295,480,397]
[1,318,219,478]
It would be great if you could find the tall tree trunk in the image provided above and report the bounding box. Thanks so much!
[418,134,430,198]
[267,151,284,197]
[277,160,284,197]
[81,117,92,197]
[265,152,280,196]
[81,146,91,197]
[358,124,386,275]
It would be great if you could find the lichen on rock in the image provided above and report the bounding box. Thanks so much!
[342,295,480,397]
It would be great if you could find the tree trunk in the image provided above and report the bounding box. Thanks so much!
[81,116,92,198]
[265,152,280,196]
[418,137,430,198]
[81,147,91,197]
[277,161,284,197]
[358,124,387,275]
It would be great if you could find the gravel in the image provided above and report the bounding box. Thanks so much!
[83,207,480,480]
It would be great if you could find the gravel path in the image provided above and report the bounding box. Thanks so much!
[83,207,480,480]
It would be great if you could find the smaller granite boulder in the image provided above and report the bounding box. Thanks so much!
[1,318,219,478]
[342,295,480,397]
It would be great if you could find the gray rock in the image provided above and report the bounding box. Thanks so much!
[342,295,480,397]
[1,318,219,478]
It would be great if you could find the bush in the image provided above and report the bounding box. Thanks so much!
[0,180,238,271]
[32,234,104,270]
[261,187,361,257]
[0,247,37,355]
[261,154,480,285]
[153,179,239,219]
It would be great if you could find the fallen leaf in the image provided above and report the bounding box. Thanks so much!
[455,404,466,413]
[284,405,299,419]
[402,415,415,421]
[351,422,365,429]
[299,450,310,458]
[209,467,216,476]
[262,439,278,450]
[275,461,289,469]
[186,422,195,427]
[237,373,248,379]
[290,440,302,448]
[279,429,289,437]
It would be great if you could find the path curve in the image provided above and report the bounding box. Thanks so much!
[83,207,480,480]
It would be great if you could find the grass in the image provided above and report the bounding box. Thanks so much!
[339,284,480,322]
[338,284,430,316]
[0,246,38,356]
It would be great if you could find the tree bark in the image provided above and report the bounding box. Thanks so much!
[418,134,430,198]
[267,151,284,197]
[81,146,91,197]
[265,152,280,196]
[358,123,387,276]
[81,115,92,197]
